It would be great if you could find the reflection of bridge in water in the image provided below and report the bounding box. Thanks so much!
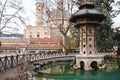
[33,58,120,80]
[35,62,119,80]
[35,69,103,80]
[0,52,77,80]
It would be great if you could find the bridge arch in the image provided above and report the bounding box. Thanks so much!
[90,61,98,69]
[80,61,84,69]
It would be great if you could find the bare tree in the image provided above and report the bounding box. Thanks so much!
[37,0,76,53]
[0,0,27,36]
[0,0,32,79]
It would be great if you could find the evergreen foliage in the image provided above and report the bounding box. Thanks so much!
[70,0,120,52]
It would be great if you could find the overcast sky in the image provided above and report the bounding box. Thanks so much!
[22,0,120,33]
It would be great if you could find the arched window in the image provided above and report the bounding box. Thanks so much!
[84,51,86,54]
[83,38,86,41]
[37,32,40,37]
[89,51,92,54]
[89,38,92,41]
[89,29,92,33]
[83,45,86,47]
[89,45,92,48]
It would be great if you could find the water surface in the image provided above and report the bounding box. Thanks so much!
[33,59,120,80]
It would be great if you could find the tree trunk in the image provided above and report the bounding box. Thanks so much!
[117,47,120,55]
[63,34,66,54]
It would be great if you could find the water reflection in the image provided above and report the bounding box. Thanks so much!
[33,59,120,80]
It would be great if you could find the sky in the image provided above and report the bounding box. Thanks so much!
[112,0,120,28]
[21,0,120,33]
[22,0,36,26]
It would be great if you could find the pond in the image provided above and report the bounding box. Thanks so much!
[33,59,120,80]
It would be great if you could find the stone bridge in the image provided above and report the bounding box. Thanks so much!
[0,52,78,80]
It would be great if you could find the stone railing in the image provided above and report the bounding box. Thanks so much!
[0,52,78,72]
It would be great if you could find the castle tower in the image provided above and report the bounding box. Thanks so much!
[35,2,44,26]
[70,2,106,70]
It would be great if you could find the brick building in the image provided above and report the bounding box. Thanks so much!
[0,38,61,54]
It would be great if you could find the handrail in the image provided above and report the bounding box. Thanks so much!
[0,52,78,72]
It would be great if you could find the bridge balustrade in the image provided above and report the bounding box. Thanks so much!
[0,52,78,72]
[0,55,27,71]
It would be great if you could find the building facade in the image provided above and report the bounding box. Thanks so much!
[24,2,51,38]
[24,0,69,38]
[0,38,61,54]
[24,25,50,38]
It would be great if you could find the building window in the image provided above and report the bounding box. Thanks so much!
[89,51,92,54]
[84,51,86,54]
[89,29,92,33]
[83,29,86,33]
[89,45,92,48]
[89,38,92,41]
[83,45,86,47]
[83,38,85,41]
[37,34,40,37]
[18,50,21,53]
[37,32,40,38]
